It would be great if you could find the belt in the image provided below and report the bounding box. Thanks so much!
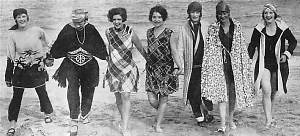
[67,48,93,66]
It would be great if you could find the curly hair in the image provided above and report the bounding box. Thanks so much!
[107,7,127,22]
[148,5,168,21]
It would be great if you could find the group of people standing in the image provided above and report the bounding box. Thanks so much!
[4,0,297,136]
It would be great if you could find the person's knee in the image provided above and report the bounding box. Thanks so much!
[121,93,130,101]
[160,95,168,103]
[262,88,272,98]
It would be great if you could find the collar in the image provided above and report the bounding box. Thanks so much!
[255,18,288,32]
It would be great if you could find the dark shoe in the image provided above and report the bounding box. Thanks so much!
[205,114,214,123]
[7,128,15,136]
[44,116,53,123]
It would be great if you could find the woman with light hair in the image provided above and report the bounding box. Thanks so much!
[50,9,108,136]
[248,4,297,128]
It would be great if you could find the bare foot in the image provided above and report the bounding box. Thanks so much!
[153,125,163,133]
[121,129,131,136]
[265,121,276,129]
[229,122,237,130]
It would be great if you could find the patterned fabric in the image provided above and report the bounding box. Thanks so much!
[6,26,50,88]
[12,50,48,88]
[67,47,93,66]
[51,23,106,88]
[201,19,255,109]
[105,25,139,93]
[145,28,178,96]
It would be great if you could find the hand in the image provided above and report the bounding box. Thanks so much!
[45,58,54,67]
[6,82,12,87]
[173,67,183,75]
[280,54,287,63]
[178,67,184,75]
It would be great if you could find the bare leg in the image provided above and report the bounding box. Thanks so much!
[120,92,131,134]
[219,102,227,130]
[147,92,159,109]
[270,71,277,119]
[155,95,168,132]
[228,83,236,129]
[271,90,277,117]
[261,69,272,126]
[114,92,123,120]
[228,107,236,129]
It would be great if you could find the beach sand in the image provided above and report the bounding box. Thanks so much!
[0,54,299,136]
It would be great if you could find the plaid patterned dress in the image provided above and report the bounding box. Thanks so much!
[145,28,178,96]
[105,25,139,93]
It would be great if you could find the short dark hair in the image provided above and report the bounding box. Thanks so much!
[187,1,202,14]
[149,5,168,21]
[13,8,29,21]
[107,7,127,22]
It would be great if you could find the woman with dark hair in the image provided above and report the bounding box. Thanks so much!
[50,9,107,136]
[145,5,182,132]
[105,7,146,136]
[5,8,54,136]
[201,1,255,133]
[178,1,214,126]
[248,4,297,128]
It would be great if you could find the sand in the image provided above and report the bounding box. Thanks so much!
[0,54,300,136]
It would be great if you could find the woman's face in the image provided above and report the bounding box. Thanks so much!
[15,13,28,28]
[263,8,275,24]
[73,19,85,30]
[151,12,164,28]
[112,14,123,29]
[217,10,230,24]
[189,11,201,23]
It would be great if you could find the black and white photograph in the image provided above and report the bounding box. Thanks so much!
[0,0,299,135]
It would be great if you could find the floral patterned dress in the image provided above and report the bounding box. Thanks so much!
[145,27,178,96]
[201,19,255,109]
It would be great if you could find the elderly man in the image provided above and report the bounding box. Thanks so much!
[178,1,214,126]
[50,9,107,136]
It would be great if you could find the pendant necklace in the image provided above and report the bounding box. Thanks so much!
[75,26,85,45]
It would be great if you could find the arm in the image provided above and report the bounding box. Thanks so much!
[248,29,260,59]
[131,30,147,59]
[5,33,15,87]
[40,28,54,66]
[282,28,297,59]
[170,30,183,74]
[5,57,13,87]
[40,28,51,56]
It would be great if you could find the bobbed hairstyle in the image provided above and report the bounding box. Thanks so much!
[107,7,127,22]
[9,8,29,30]
[148,5,168,21]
